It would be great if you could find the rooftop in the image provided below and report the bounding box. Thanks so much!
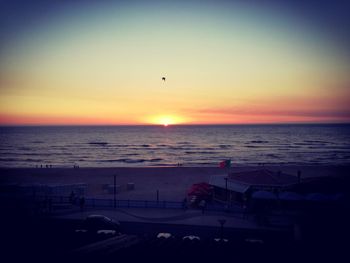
[209,175,250,193]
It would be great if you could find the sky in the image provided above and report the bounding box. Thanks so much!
[0,0,350,125]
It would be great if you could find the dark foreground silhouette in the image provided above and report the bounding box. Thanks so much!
[1,204,349,263]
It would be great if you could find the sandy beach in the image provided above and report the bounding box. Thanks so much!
[1,165,349,201]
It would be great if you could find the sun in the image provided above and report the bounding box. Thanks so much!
[146,115,185,126]
[160,117,172,127]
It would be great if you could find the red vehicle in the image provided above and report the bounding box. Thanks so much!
[187,182,213,206]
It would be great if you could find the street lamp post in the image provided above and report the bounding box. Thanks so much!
[218,219,226,240]
[113,174,117,208]
[224,177,228,202]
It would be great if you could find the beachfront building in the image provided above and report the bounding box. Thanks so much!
[209,169,299,204]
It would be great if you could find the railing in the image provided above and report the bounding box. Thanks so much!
[30,195,184,210]
[2,193,245,214]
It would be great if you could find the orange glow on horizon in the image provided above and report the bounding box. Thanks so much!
[145,115,186,126]
[1,112,349,126]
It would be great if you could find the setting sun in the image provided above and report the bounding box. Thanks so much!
[146,115,185,126]
[161,117,171,127]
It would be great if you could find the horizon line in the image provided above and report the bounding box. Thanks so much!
[1,122,350,127]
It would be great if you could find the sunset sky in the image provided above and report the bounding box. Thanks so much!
[0,0,350,125]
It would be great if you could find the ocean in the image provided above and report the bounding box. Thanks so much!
[0,124,350,168]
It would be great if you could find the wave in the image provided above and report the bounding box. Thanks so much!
[304,140,330,144]
[149,158,163,162]
[0,158,19,162]
[88,142,108,146]
[98,158,145,163]
[219,145,232,149]
[30,141,44,144]
[185,151,215,155]
[249,140,269,144]
[265,154,281,159]
[0,157,43,162]
[17,147,32,151]
[26,152,73,156]
[169,146,194,150]
[98,157,163,163]
[24,158,42,162]
[178,142,192,145]
[245,145,264,148]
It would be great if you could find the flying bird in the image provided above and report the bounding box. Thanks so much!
[162,77,166,81]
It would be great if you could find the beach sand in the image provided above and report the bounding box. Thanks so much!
[1,165,349,201]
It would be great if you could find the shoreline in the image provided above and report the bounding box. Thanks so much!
[1,164,350,175]
[2,162,350,169]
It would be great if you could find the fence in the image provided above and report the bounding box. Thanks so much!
[2,191,244,213]
[31,195,184,210]
[1,183,87,197]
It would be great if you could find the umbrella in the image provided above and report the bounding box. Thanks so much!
[187,182,212,196]
[214,238,229,242]
[157,232,172,239]
[252,190,277,200]
[183,235,200,241]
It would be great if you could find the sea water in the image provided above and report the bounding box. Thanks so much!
[0,124,350,167]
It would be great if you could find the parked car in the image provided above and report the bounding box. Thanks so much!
[75,214,121,237]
